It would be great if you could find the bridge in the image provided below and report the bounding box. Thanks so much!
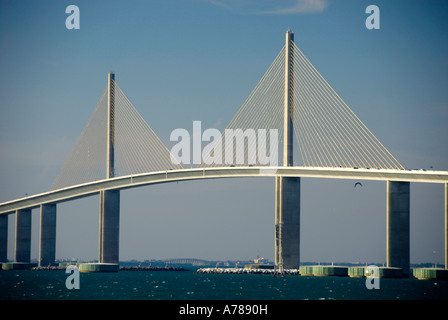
[1,30,447,275]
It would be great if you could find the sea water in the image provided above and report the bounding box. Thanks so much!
[1,269,447,300]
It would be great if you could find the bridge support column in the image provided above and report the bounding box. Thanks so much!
[0,215,7,262]
[99,190,120,264]
[275,176,300,269]
[39,204,56,266]
[387,181,410,276]
[15,209,31,263]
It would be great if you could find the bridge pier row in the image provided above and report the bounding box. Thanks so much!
[387,181,410,276]
[39,204,56,266]
[275,176,300,269]
[0,215,7,262]
[15,209,32,263]
[99,190,120,264]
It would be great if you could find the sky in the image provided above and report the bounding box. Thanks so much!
[0,0,447,265]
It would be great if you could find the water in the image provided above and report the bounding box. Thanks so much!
[1,269,447,300]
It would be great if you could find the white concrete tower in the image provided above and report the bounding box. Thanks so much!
[107,72,115,179]
[99,72,120,265]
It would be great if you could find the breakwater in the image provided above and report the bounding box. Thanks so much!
[196,267,300,275]
[196,266,448,280]
[3,263,446,280]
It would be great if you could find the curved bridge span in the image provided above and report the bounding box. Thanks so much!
[2,30,448,273]
[1,166,447,215]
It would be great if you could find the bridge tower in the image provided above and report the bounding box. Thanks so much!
[99,72,120,265]
[275,30,301,270]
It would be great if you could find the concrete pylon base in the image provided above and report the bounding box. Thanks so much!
[1,262,37,270]
[99,190,120,264]
[275,176,300,269]
[39,203,56,266]
[387,181,410,276]
[78,263,119,273]
[15,209,31,263]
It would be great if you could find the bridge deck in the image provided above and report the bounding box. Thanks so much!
[1,166,447,215]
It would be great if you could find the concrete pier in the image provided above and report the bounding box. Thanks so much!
[311,265,348,277]
[348,266,405,278]
[413,268,448,280]
[275,177,301,269]
[387,181,410,276]
[79,262,119,273]
[15,209,31,263]
[99,190,120,264]
[0,215,7,262]
[39,203,56,266]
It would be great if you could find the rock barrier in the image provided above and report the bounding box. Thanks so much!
[196,267,300,275]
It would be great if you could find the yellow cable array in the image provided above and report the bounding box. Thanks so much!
[290,42,404,169]
[292,47,374,168]
[113,81,183,175]
[292,45,367,168]
[229,56,284,166]
[51,80,185,191]
[51,88,108,190]
[200,46,286,167]
[292,50,359,167]
[232,56,284,166]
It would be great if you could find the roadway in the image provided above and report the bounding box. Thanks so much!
[1,166,447,215]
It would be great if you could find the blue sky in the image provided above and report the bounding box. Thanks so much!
[0,0,447,264]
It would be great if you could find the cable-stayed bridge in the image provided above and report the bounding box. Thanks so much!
[1,31,447,274]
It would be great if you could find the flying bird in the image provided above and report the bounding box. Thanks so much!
[354,182,363,188]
